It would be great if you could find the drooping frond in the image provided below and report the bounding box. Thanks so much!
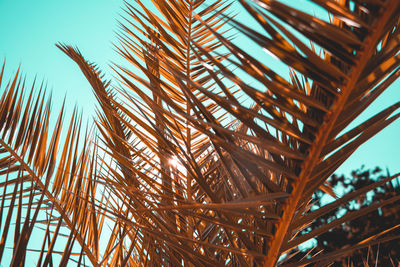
[175,0,400,265]
[0,64,101,265]
[59,0,400,266]
[60,0,250,265]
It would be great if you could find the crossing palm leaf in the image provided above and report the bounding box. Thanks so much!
[0,64,101,266]
[59,0,400,266]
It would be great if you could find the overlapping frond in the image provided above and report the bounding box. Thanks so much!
[58,0,400,266]
[0,64,101,265]
[173,0,400,265]
[60,0,252,265]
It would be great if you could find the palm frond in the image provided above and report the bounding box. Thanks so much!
[182,0,400,265]
[58,0,400,265]
[0,64,100,265]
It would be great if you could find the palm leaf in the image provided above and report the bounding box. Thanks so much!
[183,0,400,265]
[58,0,400,265]
[0,64,100,265]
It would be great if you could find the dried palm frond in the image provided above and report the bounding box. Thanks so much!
[182,1,400,265]
[0,64,101,266]
[59,0,400,266]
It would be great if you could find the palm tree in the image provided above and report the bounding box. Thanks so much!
[1,0,400,266]
[289,167,400,266]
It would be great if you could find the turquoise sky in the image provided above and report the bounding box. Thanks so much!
[0,0,124,114]
[0,0,399,178]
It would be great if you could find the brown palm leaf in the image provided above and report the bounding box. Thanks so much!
[0,64,101,265]
[59,0,400,266]
[181,0,400,265]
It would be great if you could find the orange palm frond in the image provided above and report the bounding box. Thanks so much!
[58,0,400,266]
[0,64,101,265]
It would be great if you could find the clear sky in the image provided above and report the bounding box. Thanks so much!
[0,0,399,177]
[0,0,124,115]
